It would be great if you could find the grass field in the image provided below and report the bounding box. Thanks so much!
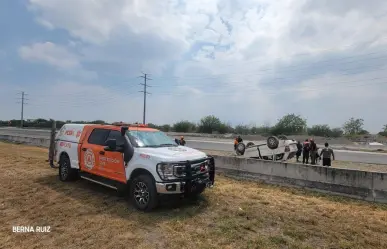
[1,142,387,249]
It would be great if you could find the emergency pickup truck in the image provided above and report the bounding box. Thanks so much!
[53,123,215,211]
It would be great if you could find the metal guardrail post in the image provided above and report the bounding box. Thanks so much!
[48,120,57,168]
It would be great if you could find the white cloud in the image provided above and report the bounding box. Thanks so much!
[18,42,80,69]
[4,0,387,132]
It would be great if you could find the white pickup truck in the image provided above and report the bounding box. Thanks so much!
[235,136,298,161]
[52,123,215,211]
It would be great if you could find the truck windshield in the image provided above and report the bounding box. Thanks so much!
[126,130,177,148]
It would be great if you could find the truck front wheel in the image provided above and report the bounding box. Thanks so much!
[130,174,158,212]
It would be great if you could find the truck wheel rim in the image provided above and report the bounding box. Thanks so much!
[268,138,276,146]
[134,182,149,206]
[61,161,68,179]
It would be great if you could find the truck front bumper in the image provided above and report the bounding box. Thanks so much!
[155,156,215,195]
[156,177,213,194]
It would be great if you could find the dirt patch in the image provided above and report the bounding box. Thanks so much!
[1,142,387,249]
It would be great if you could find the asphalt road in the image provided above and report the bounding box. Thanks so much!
[1,127,387,165]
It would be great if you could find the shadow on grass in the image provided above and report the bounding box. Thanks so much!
[35,174,211,222]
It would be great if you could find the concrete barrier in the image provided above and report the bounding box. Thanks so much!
[1,134,387,203]
[0,134,50,147]
[210,154,387,203]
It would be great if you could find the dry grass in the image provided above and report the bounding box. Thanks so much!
[201,149,387,173]
[1,142,387,249]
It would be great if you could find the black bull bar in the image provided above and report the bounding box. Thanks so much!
[160,156,216,194]
[183,156,215,193]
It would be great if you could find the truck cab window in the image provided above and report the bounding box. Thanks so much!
[106,130,126,147]
[87,129,110,145]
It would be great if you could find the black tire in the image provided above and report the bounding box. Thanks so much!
[117,185,129,197]
[59,154,78,182]
[267,136,279,149]
[277,135,288,140]
[130,174,158,212]
[235,142,245,155]
[186,186,206,200]
[246,142,255,147]
[276,153,284,160]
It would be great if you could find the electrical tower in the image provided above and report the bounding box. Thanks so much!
[16,91,28,128]
[139,72,152,124]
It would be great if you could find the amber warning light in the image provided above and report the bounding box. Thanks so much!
[112,122,148,127]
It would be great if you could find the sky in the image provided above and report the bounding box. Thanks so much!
[1,0,387,133]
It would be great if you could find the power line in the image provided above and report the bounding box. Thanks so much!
[26,47,387,98]
[28,59,387,99]
[153,53,387,81]
[156,35,387,77]
[27,79,387,107]
[139,72,152,124]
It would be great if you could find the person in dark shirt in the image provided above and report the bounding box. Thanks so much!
[310,139,318,165]
[296,141,302,162]
[302,139,310,164]
[319,142,335,166]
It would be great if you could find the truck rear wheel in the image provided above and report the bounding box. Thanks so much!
[130,174,158,212]
[59,154,78,182]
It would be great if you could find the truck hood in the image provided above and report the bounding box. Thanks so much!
[137,146,207,161]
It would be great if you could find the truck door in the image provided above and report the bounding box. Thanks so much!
[100,130,127,183]
[80,128,110,177]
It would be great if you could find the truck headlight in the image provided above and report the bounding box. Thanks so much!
[157,163,173,180]
[157,163,186,180]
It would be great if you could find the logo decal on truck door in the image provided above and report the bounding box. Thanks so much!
[84,149,95,170]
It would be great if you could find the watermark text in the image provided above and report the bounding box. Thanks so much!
[12,226,51,233]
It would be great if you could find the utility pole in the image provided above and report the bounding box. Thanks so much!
[16,91,28,128]
[139,72,152,124]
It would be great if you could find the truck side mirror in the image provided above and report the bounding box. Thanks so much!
[105,139,117,151]
[121,126,128,136]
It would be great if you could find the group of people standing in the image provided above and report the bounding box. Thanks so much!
[296,139,335,166]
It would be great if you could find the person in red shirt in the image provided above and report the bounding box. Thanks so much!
[179,136,186,146]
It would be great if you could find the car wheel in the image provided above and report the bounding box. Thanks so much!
[278,135,288,140]
[276,153,284,160]
[130,174,158,212]
[267,136,279,149]
[246,142,255,147]
[236,142,246,155]
[59,154,78,182]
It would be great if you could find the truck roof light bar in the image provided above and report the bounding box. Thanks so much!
[112,122,148,127]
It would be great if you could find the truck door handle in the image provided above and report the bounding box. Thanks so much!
[82,148,87,151]
[99,151,105,155]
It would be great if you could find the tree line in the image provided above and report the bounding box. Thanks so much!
[1,115,387,137]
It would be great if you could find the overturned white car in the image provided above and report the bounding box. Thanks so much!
[235,135,298,161]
